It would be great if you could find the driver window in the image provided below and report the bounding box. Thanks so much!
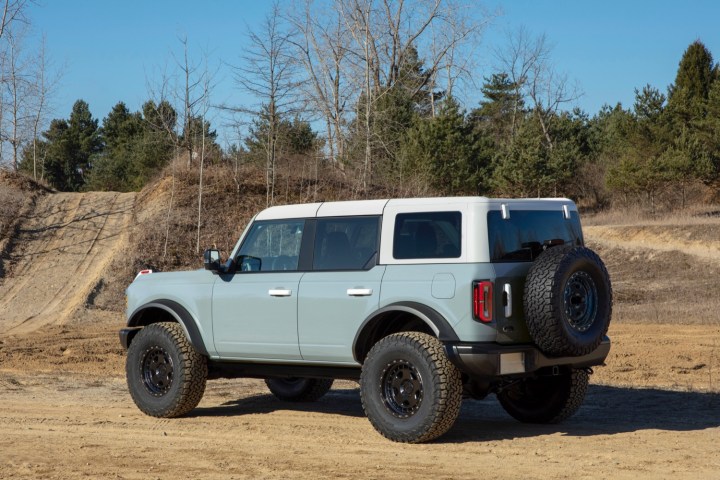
[237,220,305,271]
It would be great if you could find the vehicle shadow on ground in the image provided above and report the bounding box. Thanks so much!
[193,385,719,443]
[442,385,720,444]
[192,387,366,418]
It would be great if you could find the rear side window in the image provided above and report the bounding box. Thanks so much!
[393,211,461,259]
[313,216,380,270]
[487,210,583,262]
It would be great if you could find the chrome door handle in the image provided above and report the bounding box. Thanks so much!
[347,288,373,296]
[503,283,512,317]
[269,289,292,297]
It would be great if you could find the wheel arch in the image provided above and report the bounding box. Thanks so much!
[352,301,459,364]
[127,299,209,356]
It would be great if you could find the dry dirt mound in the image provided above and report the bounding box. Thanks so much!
[0,191,135,335]
[584,223,720,263]
[584,222,720,325]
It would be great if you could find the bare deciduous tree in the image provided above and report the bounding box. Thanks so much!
[234,1,299,206]
[288,0,350,168]
[4,27,31,171]
[171,36,211,168]
[28,35,58,180]
[0,0,29,40]
[0,0,35,171]
[334,0,490,189]
[196,63,212,254]
[338,0,379,190]
[495,27,581,148]
[148,39,215,257]
[429,0,493,114]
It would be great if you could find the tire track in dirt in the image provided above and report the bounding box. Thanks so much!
[0,192,135,335]
[38,193,121,325]
[0,193,86,298]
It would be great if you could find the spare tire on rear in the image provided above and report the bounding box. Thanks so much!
[524,245,612,357]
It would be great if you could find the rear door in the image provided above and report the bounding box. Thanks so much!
[298,216,384,363]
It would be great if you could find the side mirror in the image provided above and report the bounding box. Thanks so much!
[238,255,262,272]
[203,248,221,272]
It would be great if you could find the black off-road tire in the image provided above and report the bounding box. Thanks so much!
[360,332,463,443]
[265,377,334,402]
[497,368,589,423]
[524,245,612,357]
[126,322,207,418]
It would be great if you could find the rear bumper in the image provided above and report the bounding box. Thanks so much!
[445,337,611,377]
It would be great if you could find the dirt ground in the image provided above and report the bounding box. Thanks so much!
[0,320,719,480]
[1,190,719,479]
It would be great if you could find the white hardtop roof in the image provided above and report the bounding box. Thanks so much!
[254,196,575,220]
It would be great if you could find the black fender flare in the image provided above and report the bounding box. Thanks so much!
[127,299,209,356]
[352,301,459,362]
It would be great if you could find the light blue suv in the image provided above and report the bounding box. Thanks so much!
[120,197,612,443]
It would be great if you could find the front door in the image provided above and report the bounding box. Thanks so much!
[213,219,306,360]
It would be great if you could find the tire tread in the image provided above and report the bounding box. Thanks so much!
[498,369,589,424]
[360,332,462,443]
[524,246,612,356]
[126,322,207,418]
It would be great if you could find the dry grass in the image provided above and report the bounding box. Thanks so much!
[583,203,720,227]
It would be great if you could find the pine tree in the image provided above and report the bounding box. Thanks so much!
[34,100,101,191]
[634,85,666,122]
[470,73,523,147]
[401,97,490,195]
[700,78,720,179]
[245,108,318,160]
[85,101,178,191]
[670,41,715,101]
[86,102,143,191]
[667,40,715,128]
[606,88,669,212]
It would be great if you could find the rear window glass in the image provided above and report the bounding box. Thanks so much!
[393,211,461,259]
[488,210,583,262]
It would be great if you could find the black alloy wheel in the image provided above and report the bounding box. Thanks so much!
[126,322,207,418]
[360,332,462,443]
[381,359,423,418]
[563,271,598,333]
[141,345,174,396]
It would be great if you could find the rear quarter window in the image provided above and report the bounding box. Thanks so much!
[393,211,461,259]
[487,210,583,262]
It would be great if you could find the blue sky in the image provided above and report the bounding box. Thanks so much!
[27,0,720,144]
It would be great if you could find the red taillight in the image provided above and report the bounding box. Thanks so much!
[473,281,493,323]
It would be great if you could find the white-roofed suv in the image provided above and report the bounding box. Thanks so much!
[120,197,612,443]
